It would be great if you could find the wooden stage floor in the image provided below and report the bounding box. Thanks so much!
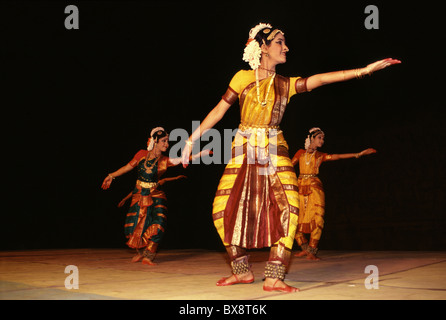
[1,248,445,301]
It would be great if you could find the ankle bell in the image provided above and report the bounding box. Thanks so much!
[264,262,286,281]
[231,255,251,275]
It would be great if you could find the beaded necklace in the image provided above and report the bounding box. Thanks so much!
[305,150,316,166]
[255,68,275,107]
[143,155,159,174]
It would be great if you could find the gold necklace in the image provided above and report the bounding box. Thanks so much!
[305,150,316,165]
[143,155,159,174]
[255,68,275,107]
[259,66,276,75]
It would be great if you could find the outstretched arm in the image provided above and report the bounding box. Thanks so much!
[118,192,133,207]
[169,150,213,166]
[291,149,305,166]
[181,99,232,167]
[101,163,134,190]
[330,148,377,161]
[117,175,187,207]
[306,58,401,91]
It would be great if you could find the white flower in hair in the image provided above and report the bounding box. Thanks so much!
[242,23,272,70]
[147,126,165,151]
[305,127,323,150]
[243,40,262,70]
[248,23,272,40]
[151,127,165,137]
[304,135,311,150]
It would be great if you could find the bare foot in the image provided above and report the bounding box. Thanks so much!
[131,254,143,263]
[263,278,299,293]
[142,257,157,266]
[306,253,321,261]
[216,271,254,286]
[294,250,307,257]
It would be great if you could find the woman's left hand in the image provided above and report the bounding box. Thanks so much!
[359,148,377,157]
[366,58,401,74]
[117,198,127,207]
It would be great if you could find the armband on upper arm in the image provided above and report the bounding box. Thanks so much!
[295,77,310,93]
[221,86,239,105]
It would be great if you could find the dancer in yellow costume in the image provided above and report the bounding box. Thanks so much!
[291,128,376,260]
[181,22,400,293]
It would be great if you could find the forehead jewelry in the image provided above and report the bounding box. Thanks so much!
[267,29,284,41]
[249,23,272,39]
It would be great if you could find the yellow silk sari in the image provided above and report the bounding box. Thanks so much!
[291,150,333,248]
[212,70,307,262]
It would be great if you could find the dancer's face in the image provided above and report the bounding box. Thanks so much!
[155,136,169,153]
[264,33,289,65]
[311,134,325,149]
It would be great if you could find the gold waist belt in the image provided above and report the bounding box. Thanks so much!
[136,180,158,189]
[299,174,318,179]
[238,123,281,132]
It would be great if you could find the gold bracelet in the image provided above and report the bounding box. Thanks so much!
[355,68,364,79]
[108,174,115,180]
[186,140,194,147]
[355,67,373,80]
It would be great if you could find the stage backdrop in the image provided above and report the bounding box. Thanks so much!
[2,1,444,251]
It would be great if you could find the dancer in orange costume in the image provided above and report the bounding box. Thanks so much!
[102,127,208,265]
[291,127,376,260]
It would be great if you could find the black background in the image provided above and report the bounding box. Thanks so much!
[2,1,445,252]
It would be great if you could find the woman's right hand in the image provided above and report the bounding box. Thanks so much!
[181,141,193,168]
[101,175,114,190]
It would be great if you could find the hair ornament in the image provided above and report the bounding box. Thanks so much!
[147,138,155,151]
[243,40,262,70]
[267,29,284,41]
[150,126,165,137]
[243,23,273,70]
[147,126,165,151]
[248,23,272,40]
[309,127,324,138]
[304,136,311,150]
[305,127,324,150]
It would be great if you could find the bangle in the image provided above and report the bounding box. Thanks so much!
[186,140,194,147]
[355,153,361,159]
[355,68,365,79]
[108,174,115,180]
[355,67,373,79]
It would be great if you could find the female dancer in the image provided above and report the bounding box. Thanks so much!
[291,127,376,260]
[102,127,208,265]
[181,22,399,292]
